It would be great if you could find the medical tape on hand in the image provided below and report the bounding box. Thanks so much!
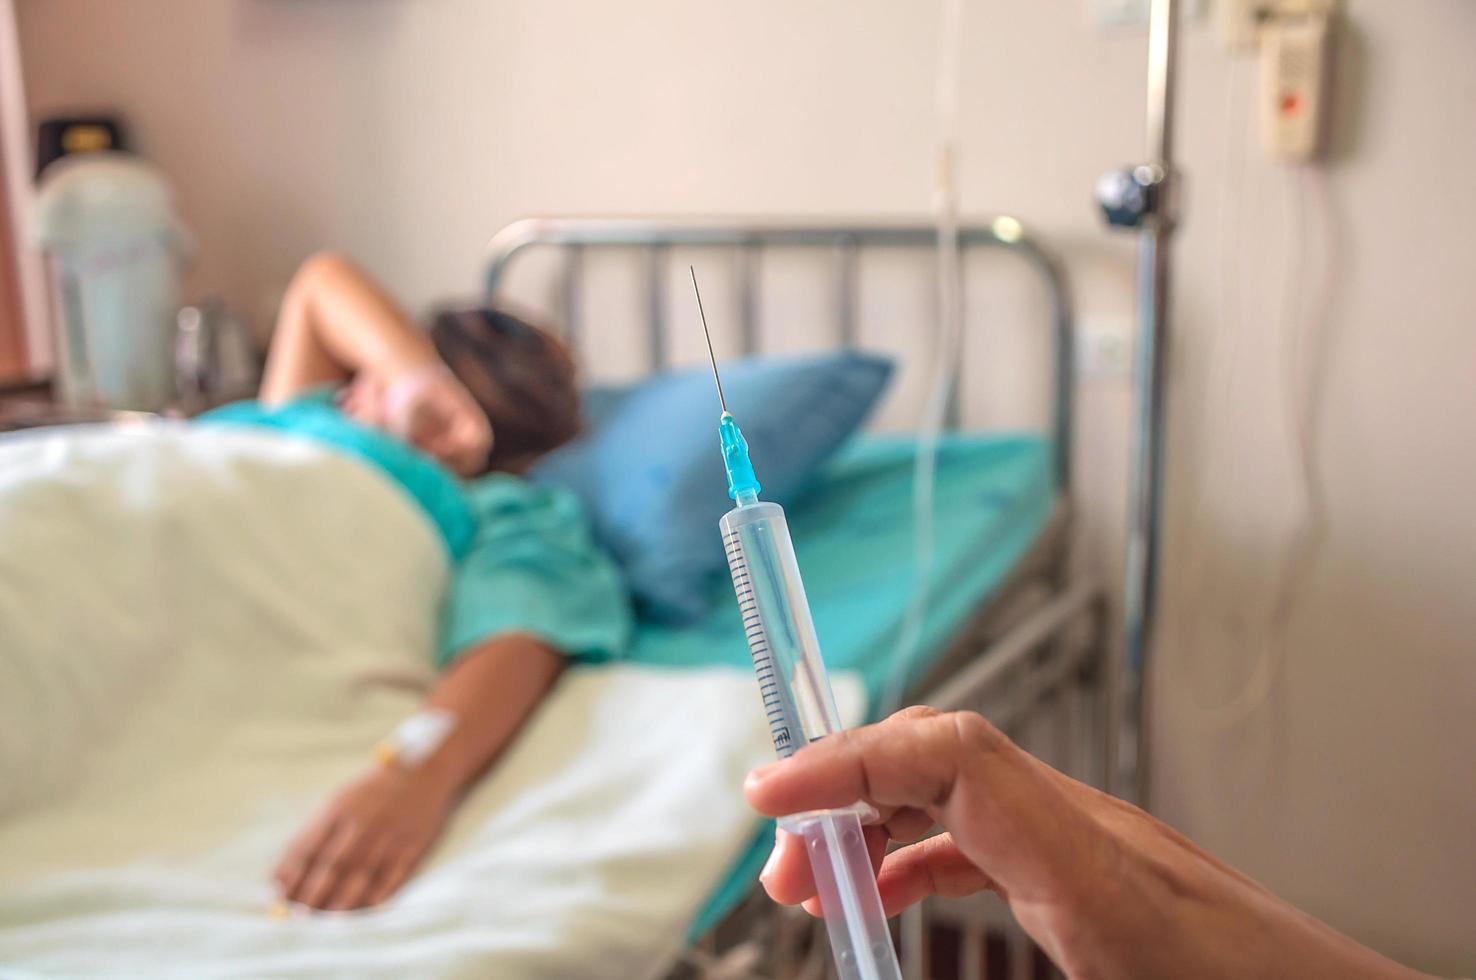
[374,708,458,769]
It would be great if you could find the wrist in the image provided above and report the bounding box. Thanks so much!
[378,346,444,386]
[381,364,454,423]
[406,754,463,802]
[373,709,467,799]
[1047,835,1181,979]
[368,362,441,402]
[421,740,479,797]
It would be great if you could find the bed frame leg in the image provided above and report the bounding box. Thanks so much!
[901,904,928,980]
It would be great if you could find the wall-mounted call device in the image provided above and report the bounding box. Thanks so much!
[1259,5,1332,161]
[1220,0,1336,162]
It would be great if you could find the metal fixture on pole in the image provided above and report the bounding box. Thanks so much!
[1095,0,1181,805]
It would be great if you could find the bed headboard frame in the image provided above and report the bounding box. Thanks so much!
[483,217,1074,494]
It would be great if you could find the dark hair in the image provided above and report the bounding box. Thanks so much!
[428,307,581,475]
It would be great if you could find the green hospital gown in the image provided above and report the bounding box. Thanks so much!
[200,389,631,668]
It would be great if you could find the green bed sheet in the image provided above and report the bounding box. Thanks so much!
[621,433,1056,941]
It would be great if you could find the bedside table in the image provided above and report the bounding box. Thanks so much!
[0,376,162,433]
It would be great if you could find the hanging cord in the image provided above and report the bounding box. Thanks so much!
[881,0,965,716]
[1190,55,1251,523]
[1166,56,1251,699]
[1189,163,1333,725]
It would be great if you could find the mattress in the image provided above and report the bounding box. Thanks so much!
[625,432,1057,939]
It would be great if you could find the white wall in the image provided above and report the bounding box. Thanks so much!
[15,1,1476,972]
[1155,9,1476,970]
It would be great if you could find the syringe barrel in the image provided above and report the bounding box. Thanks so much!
[782,809,903,980]
[721,499,904,980]
[720,500,844,757]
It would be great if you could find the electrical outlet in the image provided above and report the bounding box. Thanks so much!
[1078,316,1134,378]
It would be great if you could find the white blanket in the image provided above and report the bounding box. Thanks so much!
[0,425,854,979]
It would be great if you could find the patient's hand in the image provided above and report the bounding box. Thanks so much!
[382,366,493,478]
[273,763,454,911]
[338,366,492,478]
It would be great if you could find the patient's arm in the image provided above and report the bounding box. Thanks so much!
[258,251,442,406]
[272,633,564,910]
[256,251,492,475]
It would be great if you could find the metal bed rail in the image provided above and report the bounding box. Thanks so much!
[483,216,1075,495]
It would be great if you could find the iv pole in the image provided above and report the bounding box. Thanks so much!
[1097,0,1180,807]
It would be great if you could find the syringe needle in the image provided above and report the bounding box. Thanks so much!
[690,265,729,415]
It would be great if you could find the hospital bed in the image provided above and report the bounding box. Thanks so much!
[0,217,1108,980]
[482,217,1114,980]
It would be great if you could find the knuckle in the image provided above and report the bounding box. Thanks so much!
[800,725,857,761]
[891,704,940,724]
[947,710,1006,754]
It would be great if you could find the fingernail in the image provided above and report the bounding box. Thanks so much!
[746,762,779,787]
[760,843,781,883]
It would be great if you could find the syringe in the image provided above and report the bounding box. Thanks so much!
[692,269,903,980]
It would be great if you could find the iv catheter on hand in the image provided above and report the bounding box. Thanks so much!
[692,269,903,980]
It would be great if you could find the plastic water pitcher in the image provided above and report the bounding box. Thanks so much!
[32,153,192,411]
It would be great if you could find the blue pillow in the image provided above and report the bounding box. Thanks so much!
[533,351,894,623]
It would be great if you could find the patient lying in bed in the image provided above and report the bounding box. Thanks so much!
[203,252,630,912]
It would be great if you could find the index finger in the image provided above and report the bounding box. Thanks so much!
[744,707,1005,819]
[274,815,338,898]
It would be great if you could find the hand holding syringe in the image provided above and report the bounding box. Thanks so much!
[692,269,903,980]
